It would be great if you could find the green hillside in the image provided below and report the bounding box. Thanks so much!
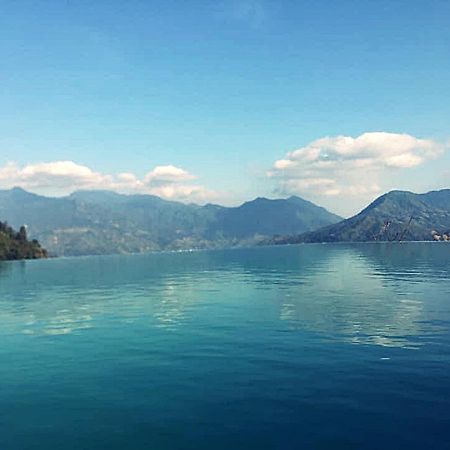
[0,221,47,260]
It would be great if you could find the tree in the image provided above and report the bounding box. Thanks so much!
[18,225,27,241]
[0,220,47,261]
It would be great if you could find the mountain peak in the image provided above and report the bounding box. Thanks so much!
[7,187,38,199]
[274,188,450,244]
[0,188,341,256]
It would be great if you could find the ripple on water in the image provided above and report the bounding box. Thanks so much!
[0,243,450,449]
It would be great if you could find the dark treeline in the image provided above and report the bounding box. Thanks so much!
[0,221,48,260]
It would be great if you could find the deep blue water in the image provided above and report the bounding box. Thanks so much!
[1,243,450,449]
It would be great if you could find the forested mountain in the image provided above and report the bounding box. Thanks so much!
[0,188,341,256]
[0,221,47,260]
[267,189,450,245]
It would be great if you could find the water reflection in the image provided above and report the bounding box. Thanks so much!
[276,249,427,348]
[277,244,450,348]
[0,244,449,347]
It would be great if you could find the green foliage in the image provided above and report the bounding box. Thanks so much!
[0,221,47,260]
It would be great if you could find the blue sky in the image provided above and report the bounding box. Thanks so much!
[0,0,449,216]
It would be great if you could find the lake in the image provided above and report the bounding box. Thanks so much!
[1,243,450,449]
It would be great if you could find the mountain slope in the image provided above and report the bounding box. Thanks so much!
[0,188,341,256]
[214,196,342,239]
[268,189,450,244]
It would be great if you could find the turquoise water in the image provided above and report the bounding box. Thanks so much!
[1,243,450,449]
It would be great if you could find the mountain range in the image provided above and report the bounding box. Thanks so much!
[2,187,448,257]
[0,188,341,256]
[267,189,450,245]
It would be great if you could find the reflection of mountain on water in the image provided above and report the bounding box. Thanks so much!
[0,251,233,335]
[353,242,450,281]
[0,247,323,335]
[0,244,448,345]
[276,244,450,349]
[0,275,218,336]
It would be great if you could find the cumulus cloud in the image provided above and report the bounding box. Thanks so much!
[268,132,445,214]
[139,164,216,202]
[0,161,113,190]
[0,161,217,204]
[144,165,196,184]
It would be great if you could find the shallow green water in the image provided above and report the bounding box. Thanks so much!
[1,243,450,449]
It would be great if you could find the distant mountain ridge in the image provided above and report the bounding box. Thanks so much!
[0,188,341,256]
[267,189,450,245]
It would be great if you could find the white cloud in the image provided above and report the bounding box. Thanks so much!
[144,165,196,184]
[141,165,215,202]
[0,161,113,190]
[268,132,445,215]
[0,161,217,204]
[148,184,216,203]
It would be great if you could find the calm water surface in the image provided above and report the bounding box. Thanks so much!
[1,243,450,449]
